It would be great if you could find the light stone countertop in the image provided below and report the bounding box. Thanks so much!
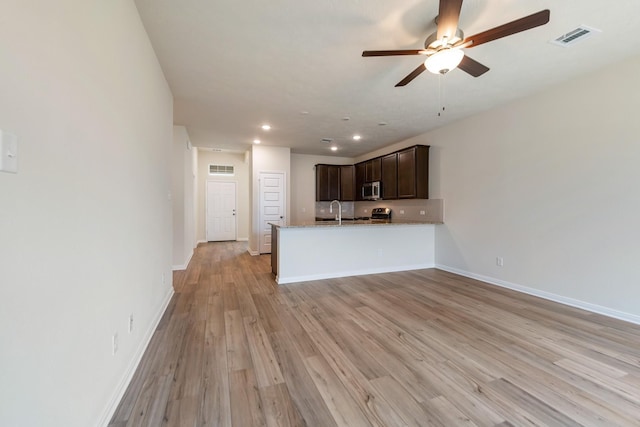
[271,219,443,229]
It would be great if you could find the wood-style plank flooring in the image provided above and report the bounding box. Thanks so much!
[109,242,640,426]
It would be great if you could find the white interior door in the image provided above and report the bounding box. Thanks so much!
[259,172,285,254]
[206,181,237,242]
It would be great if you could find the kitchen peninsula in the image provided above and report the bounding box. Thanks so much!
[271,219,441,284]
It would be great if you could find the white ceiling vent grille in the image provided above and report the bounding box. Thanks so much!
[551,26,600,47]
[209,164,234,176]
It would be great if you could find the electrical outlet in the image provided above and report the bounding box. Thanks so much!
[301,207,306,213]
[496,257,504,267]
[320,209,325,213]
[420,210,426,215]
[112,333,119,355]
[0,130,19,174]
[128,314,134,333]
[399,210,405,215]
[162,273,166,285]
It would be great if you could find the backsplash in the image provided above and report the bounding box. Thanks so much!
[315,199,444,222]
[355,199,444,222]
[315,201,355,220]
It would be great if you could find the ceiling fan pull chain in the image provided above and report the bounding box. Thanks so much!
[438,74,442,117]
[438,74,446,117]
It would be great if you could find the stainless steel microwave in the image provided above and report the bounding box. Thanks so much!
[362,181,380,200]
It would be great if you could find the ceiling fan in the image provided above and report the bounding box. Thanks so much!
[362,0,550,86]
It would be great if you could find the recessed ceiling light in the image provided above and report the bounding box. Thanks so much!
[253,139,261,144]
[342,117,350,121]
[330,146,338,151]
[261,124,271,131]
[378,122,387,126]
[353,135,361,141]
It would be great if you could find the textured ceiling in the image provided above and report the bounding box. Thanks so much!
[134,0,640,157]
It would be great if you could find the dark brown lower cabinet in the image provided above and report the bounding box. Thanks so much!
[271,224,278,276]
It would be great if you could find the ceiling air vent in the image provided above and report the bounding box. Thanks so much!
[551,26,600,47]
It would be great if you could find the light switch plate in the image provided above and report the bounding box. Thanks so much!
[0,130,18,174]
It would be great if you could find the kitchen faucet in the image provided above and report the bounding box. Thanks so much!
[329,200,342,225]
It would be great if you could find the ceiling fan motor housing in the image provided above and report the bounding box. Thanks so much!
[424,28,464,50]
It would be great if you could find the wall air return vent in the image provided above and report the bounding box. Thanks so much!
[551,26,600,47]
[209,164,234,176]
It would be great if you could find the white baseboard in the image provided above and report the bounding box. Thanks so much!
[172,249,194,271]
[198,238,248,243]
[97,288,175,427]
[435,264,640,326]
[277,263,436,285]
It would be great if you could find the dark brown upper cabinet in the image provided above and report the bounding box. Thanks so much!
[365,158,381,182]
[315,164,340,201]
[397,145,429,199]
[316,144,429,202]
[381,153,398,200]
[355,162,366,201]
[339,165,355,201]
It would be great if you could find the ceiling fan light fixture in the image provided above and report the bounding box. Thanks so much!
[424,48,464,75]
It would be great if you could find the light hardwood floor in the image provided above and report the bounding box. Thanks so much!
[109,241,640,426]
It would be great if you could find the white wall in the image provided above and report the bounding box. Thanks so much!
[0,2,174,426]
[412,55,640,322]
[197,150,250,242]
[290,153,353,223]
[172,126,197,269]
[249,145,291,254]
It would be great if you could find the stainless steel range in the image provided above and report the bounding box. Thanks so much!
[370,207,391,222]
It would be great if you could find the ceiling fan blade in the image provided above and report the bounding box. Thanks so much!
[437,0,463,40]
[362,49,426,57]
[463,9,550,48]
[457,55,489,77]
[395,64,426,87]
